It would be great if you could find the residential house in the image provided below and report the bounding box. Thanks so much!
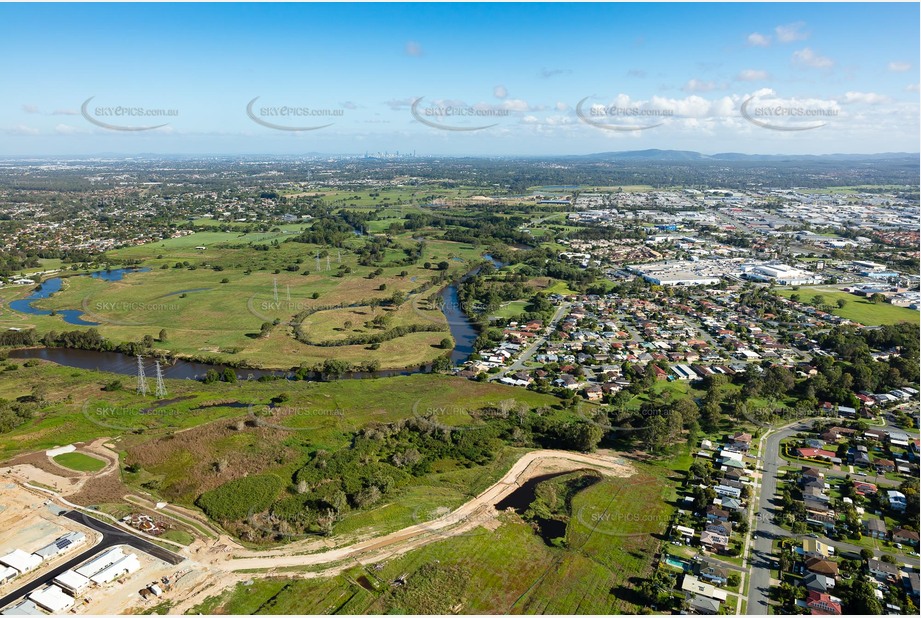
[805,591,842,615]
[730,432,752,451]
[868,558,900,582]
[804,557,838,578]
[696,558,729,586]
[892,528,920,547]
[802,573,835,593]
[700,530,729,553]
[887,490,907,512]
[705,505,729,522]
[865,518,888,540]
[690,595,721,615]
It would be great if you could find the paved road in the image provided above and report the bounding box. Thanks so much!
[747,420,920,614]
[0,511,183,610]
[491,301,571,379]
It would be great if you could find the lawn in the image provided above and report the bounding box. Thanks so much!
[52,452,107,472]
[776,287,919,326]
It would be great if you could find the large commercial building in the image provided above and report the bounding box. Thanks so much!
[743,262,820,286]
[28,586,74,613]
[0,550,42,576]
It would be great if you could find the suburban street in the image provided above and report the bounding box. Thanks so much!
[746,420,920,614]
[490,301,571,379]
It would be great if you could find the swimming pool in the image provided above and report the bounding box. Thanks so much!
[664,556,690,571]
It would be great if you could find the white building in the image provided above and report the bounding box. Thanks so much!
[0,549,42,575]
[29,586,74,613]
[75,546,124,578]
[0,565,17,584]
[744,262,819,286]
[0,600,44,615]
[33,531,86,560]
[89,553,140,584]
[53,569,91,594]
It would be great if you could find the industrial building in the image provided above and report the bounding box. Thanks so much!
[53,569,91,594]
[32,532,86,561]
[74,546,125,579]
[0,600,43,615]
[28,586,74,613]
[0,550,42,576]
[742,262,819,286]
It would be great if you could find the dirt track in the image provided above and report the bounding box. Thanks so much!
[170,449,634,612]
[5,448,634,614]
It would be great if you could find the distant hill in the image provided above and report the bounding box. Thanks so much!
[574,150,918,162]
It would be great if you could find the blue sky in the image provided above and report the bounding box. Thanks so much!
[1,2,918,156]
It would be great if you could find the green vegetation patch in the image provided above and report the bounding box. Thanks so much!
[196,474,284,522]
[52,451,106,472]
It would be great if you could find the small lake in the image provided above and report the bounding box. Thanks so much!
[8,268,150,326]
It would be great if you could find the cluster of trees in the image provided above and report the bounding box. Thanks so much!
[231,400,605,542]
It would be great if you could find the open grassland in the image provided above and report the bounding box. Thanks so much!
[192,460,672,615]
[775,286,919,326]
[0,231,488,369]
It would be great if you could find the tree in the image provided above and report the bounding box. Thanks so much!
[836,298,847,309]
[869,293,885,304]
[439,337,453,349]
[222,368,237,383]
[158,329,168,342]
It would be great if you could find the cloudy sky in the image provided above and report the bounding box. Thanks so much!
[1,2,918,156]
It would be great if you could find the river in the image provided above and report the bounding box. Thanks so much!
[7,257,504,380]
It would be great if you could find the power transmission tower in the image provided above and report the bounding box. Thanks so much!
[326,255,331,271]
[286,285,291,301]
[136,355,149,396]
[273,277,279,302]
[154,361,167,398]
[315,251,321,272]
[337,249,342,263]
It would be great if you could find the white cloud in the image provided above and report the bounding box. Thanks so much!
[55,124,79,135]
[682,79,719,93]
[792,47,833,69]
[736,69,769,82]
[500,99,529,112]
[539,68,570,79]
[888,61,911,72]
[843,92,890,105]
[21,104,40,114]
[775,22,809,43]
[405,41,423,57]
[52,109,78,116]
[747,32,771,47]
[493,85,507,99]
[385,98,416,111]
[6,124,39,135]
[555,101,568,112]
[905,83,920,93]
[627,69,647,78]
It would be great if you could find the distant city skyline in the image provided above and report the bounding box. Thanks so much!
[1,2,918,156]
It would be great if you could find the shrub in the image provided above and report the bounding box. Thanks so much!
[196,474,283,522]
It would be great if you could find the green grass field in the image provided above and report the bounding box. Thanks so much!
[52,452,107,472]
[0,232,486,370]
[776,286,919,326]
[192,459,675,615]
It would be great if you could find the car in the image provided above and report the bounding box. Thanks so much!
[894,543,903,549]
[856,472,868,477]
